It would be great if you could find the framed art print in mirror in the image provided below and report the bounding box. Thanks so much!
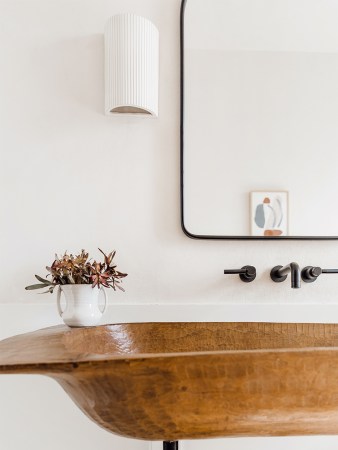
[250,191,288,237]
[180,0,338,239]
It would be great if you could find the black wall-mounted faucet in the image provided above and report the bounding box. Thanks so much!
[270,262,301,288]
[301,266,338,283]
[224,266,256,283]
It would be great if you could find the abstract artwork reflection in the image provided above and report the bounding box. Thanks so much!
[251,191,288,236]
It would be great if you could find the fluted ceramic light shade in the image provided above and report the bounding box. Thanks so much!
[105,14,159,117]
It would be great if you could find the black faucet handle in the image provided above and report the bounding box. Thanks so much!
[224,266,256,283]
[302,266,338,283]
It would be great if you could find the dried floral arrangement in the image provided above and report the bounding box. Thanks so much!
[25,249,127,294]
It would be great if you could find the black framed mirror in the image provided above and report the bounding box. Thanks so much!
[180,0,338,240]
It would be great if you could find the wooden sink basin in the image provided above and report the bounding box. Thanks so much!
[1,322,338,441]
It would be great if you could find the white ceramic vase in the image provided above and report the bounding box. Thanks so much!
[57,284,107,327]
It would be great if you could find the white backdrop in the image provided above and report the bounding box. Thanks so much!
[2,0,338,449]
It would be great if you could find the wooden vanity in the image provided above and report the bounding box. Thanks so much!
[1,322,338,441]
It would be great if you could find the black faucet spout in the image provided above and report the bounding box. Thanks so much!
[270,262,301,288]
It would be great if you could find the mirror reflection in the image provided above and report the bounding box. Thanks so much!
[182,0,338,238]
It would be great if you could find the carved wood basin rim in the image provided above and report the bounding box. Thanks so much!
[1,322,338,441]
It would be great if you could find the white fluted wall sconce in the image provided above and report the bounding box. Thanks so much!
[105,14,159,117]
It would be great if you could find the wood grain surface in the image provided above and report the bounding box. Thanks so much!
[1,322,338,440]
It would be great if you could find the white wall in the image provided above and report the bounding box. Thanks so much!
[1,0,338,449]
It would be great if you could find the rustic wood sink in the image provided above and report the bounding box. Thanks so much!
[1,322,338,441]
